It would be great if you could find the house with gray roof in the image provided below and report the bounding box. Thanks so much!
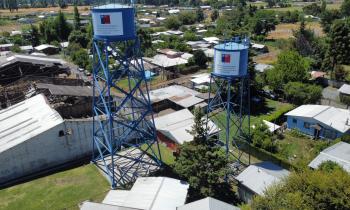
[236,161,290,203]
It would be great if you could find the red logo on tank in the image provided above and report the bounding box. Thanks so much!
[100,15,111,24]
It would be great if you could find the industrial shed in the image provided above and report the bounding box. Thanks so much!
[0,94,95,187]
[308,141,350,172]
[0,54,69,85]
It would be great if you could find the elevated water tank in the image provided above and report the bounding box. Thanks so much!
[213,42,249,77]
[92,4,136,41]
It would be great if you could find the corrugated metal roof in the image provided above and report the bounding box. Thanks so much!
[285,105,329,118]
[35,44,58,51]
[339,84,350,95]
[236,161,290,195]
[0,94,64,153]
[80,201,141,210]
[0,54,67,68]
[263,120,280,132]
[36,83,97,97]
[286,105,350,133]
[149,85,203,106]
[154,109,220,144]
[178,197,240,210]
[308,141,350,172]
[103,177,189,210]
[191,74,211,85]
[145,54,188,68]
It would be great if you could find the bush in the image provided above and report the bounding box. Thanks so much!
[284,82,322,105]
[264,105,294,124]
[165,16,181,30]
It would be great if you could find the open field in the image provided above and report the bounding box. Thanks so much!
[0,6,90,16]
[253,46,280,64]
[0,164,110,210]
[267,22,324,40]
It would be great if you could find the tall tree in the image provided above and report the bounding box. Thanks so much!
[30,24,40,47]
[340,0,350,17]
[73,3,80,30]
[325,19,350,68]
[266,50,310,91]
[173,108,230,200]
[55,10,72,41]
[211,9,219,21]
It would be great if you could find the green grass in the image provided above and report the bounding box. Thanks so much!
[0,164,110,210]
[275,132,333,168]
[143,142,175,166]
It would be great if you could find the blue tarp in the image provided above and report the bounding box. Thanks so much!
[145,70,155,80]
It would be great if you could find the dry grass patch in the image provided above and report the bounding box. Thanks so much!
[267,22,324,40]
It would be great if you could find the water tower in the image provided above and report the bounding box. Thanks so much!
[206,38,251,176]
[91,1,162,189]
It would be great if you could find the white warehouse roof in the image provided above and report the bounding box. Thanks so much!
[236,161,290,195]
[178,197,240,210]
[0,94,64,153]
[308,141,350,172]
[285,105,350,133]
[102,177,189,210]
[154,109,220,144]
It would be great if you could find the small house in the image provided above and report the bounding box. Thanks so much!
[236,161,290,203]
[154,109,220,151]
[178,197,240,210]
[285,105,350,139]
[35,44,59,55]
[308,141,350,172]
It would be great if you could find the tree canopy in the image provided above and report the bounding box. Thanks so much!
[266,50,310,91]
[173,108,230,201]
[251,164,350,210]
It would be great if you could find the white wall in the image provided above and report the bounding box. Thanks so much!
[0,119,94,185]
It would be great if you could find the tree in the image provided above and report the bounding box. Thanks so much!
[178,11,197,25]
[251,166,350,210]
[165,16,181,29]
[137,28,153,53]
[73,3,80,30]
[333,65,347,81]
[252,121,277,153]
[292,19,316,56]
[302,3,322,16]
[266,51,310,91]
[340,0,350,17]
[55,10,72,41]
[326,19,350,66]
[10,44,21,53]
[68,30,88,48]
[192,50,208,67]
[173,108,230,200]
[320,9,342,33]
[30,24,40,47]
[250,10,277,37]
[211,9,219,21]
[284,82,322,105]
[196,8,204,22]
[71,48,90,68]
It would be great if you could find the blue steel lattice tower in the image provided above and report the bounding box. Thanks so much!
[206,38,251,175]
[91,2,162,188]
